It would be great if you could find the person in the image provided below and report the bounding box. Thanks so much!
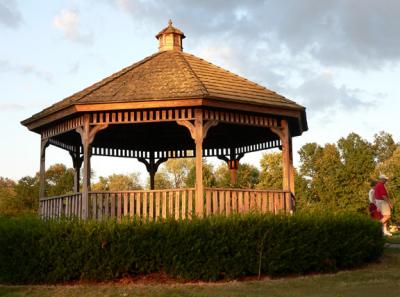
[368,180,382,221]
[374,174,393,236]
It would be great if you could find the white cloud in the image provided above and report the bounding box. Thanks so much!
[53,9,93,45]
[0,0,22,28]
[0,59,53,83]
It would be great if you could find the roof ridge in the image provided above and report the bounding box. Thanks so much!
[179,52,209,96]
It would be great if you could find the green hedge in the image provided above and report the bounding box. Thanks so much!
[0,213,384,284]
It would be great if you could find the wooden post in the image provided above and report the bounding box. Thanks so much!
[194,109,204,217]
[217,152,244,186]
[138,154,168,190]
[69,149,83,193]
[177,111,218,217]
[76,116,108,219]
[271,119,294,211]
[39,138,49,199]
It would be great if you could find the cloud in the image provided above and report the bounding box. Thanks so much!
[288,72,372,115]
[109,0,400,70]
[0,59,53,83]
[0,103,26,111]
[0,0,22,28]
[53,10,93,45]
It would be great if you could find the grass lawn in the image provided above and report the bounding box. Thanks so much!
[1,249,399,297]
[386,231,400,244]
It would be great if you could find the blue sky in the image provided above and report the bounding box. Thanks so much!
[1,0,400,181]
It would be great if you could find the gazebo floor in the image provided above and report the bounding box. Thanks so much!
[40,188,293,220]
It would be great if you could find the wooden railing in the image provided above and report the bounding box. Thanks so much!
[204,188,293,216]
[39,188,293,220]
[40,193,83,219]
[89,188,195,221]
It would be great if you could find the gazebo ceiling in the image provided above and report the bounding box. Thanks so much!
[51,121,279,154]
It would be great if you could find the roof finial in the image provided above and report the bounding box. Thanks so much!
[155,20,185,52]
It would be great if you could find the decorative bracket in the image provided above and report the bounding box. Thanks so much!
[138,157,168,174]
[76,123,108,146]
[176,120,218,143]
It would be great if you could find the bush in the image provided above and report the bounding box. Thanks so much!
[0,212,384,284]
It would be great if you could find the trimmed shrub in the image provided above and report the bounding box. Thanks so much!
[0,212,384,284]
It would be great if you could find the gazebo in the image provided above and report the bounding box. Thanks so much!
[21,21,307,220]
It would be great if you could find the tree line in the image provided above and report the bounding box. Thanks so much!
[1,131,399,219]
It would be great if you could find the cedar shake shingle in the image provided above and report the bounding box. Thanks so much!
[23,50,304,124]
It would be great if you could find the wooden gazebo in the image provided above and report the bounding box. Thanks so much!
[22,21,307,220]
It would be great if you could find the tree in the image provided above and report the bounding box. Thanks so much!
[14,176,39,214]
[152,171,173,189]
[257,152,282,190]
[214,163,259,188]
[92,173,142,191]
[186,160,216,188]
[161,159,193,188]
[0,177,18,216]
[337,133,375,212]
[373,131,398,164]
[45,164,74,197]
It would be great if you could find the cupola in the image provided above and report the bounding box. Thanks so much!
[155,20,185,52]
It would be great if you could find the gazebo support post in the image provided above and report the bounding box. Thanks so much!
[138,153,168,190]
[76,117,108,219]
[177,110,218,217]
[39,138,49,199]
[69,149,83,193]
[271,119,294,210]
[217,152,244,186]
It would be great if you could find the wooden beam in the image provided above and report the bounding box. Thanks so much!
[138,153,168,190]
[39,138,49,199]
[69,149,83,193]
[270,120,293,206]
[76,118,108,219]
[176,112,218,217]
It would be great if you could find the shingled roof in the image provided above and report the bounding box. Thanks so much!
[22,21,307,133]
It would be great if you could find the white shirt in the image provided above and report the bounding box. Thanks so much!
[369,189,375,204]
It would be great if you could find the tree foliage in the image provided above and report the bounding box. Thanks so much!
[257,152,282,190]
[92,173,142,191]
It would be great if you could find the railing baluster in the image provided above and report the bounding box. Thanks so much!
[175,191,180,220]
[124,193,129,218]
[225,190,231,216]
[232,191,238,214]
[181,190,187,220]
[117,193,122,222]
[129,192,134,220]
[162,191,167,219]
[212,190,218,214]
[149,192,154,221]
[168,191,173,218]
[155,191,161,221]
[135,192,141,218]
[143,192,148,221]
[206,189,211,216]
[188,190,193,219]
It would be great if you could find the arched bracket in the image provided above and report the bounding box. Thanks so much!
[217,152,244,170]
[138,157,168,174]
[138,156,168,190]
[76,123,108,146]
[217,152,244,185]
[176,119,218,144]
